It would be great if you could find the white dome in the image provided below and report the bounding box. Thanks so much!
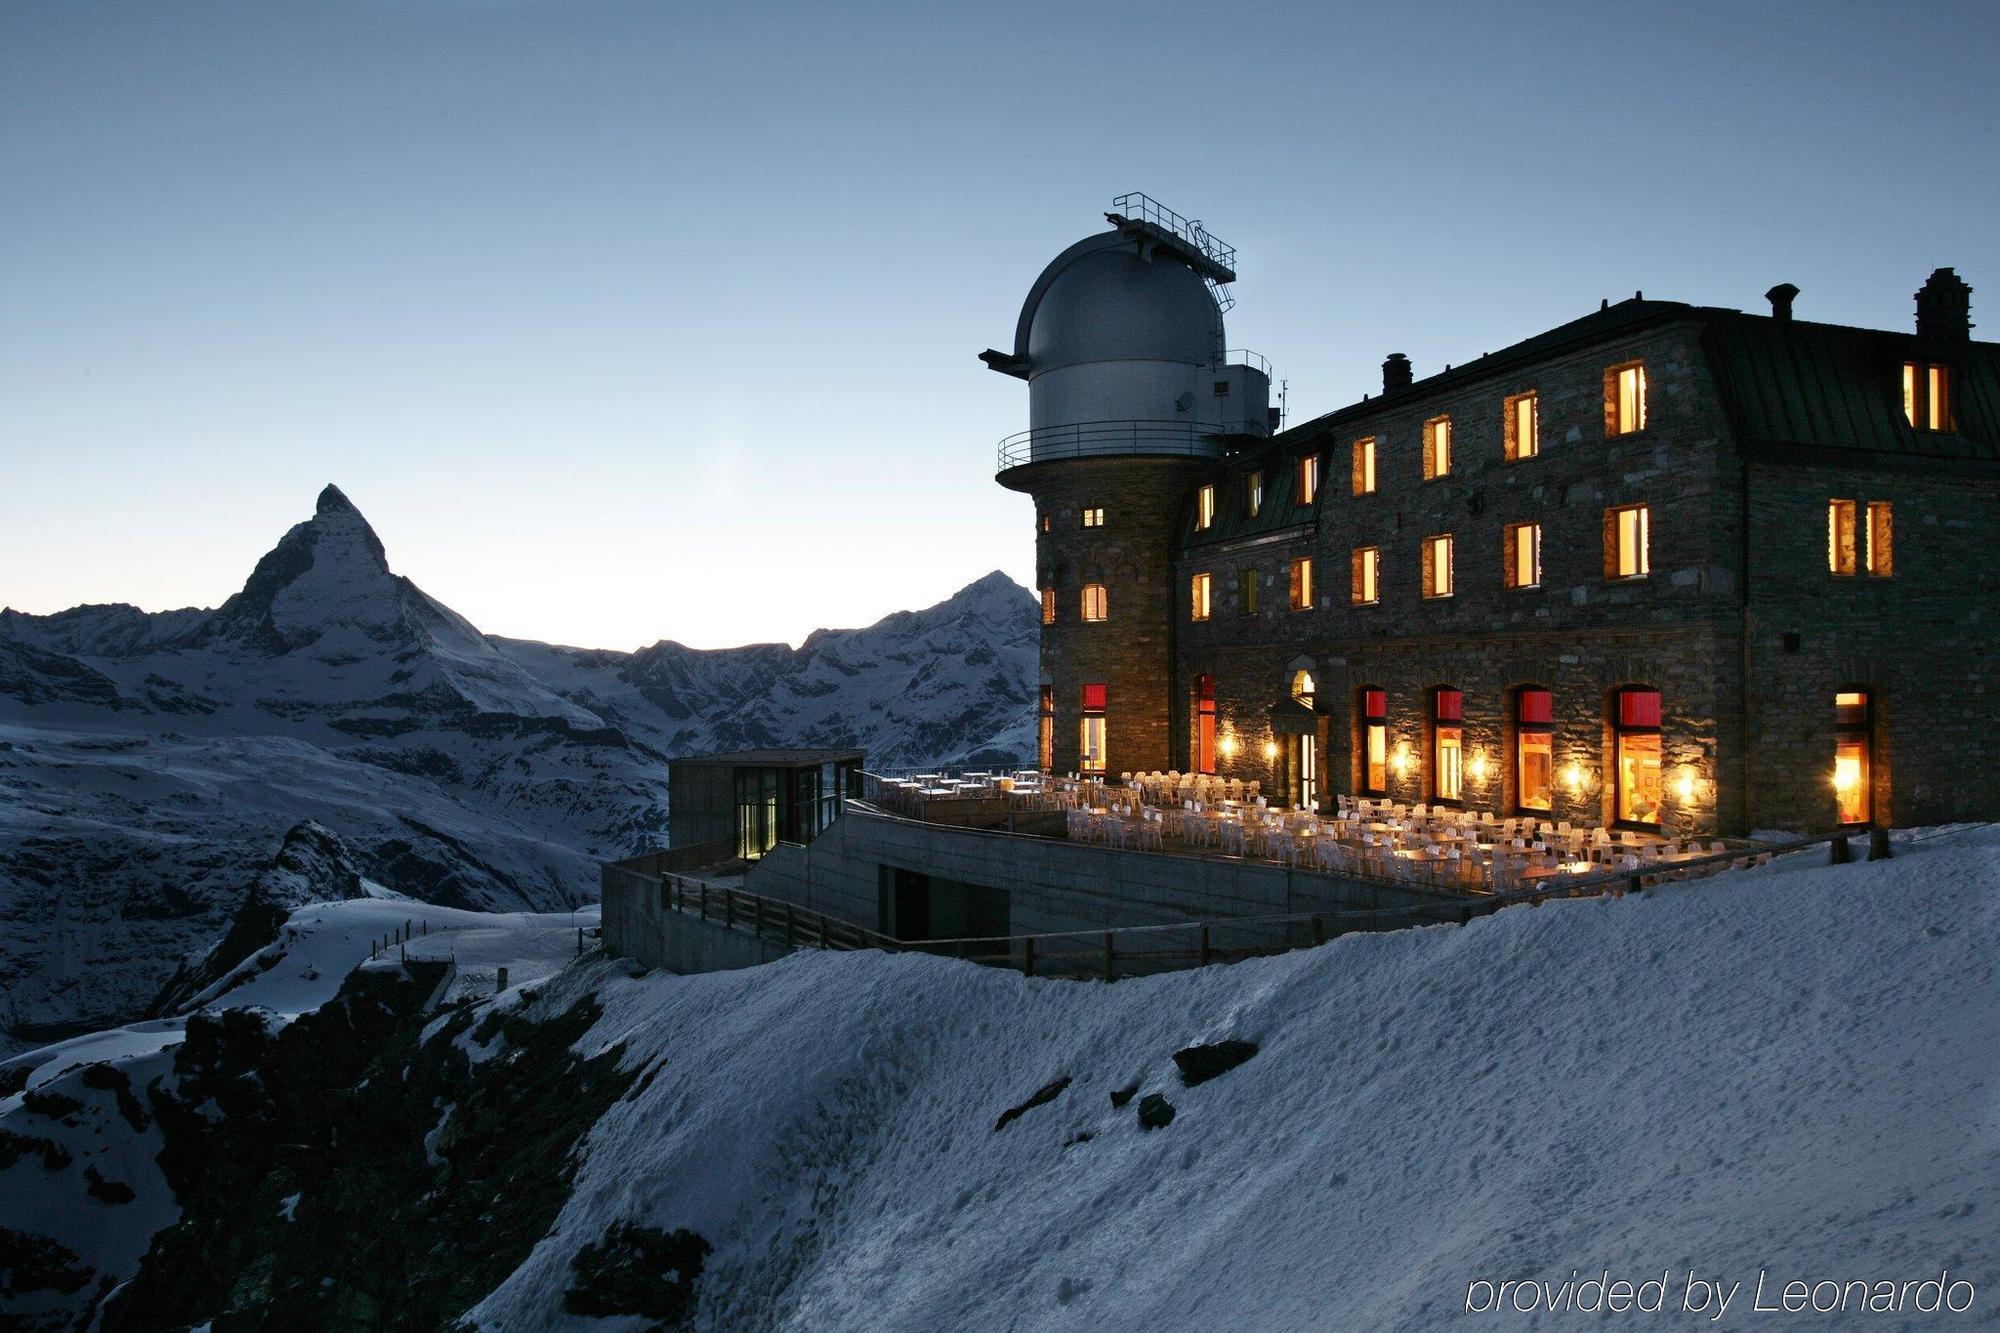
[1025,243,1221,375]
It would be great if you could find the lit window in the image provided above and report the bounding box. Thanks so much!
[1040,512,1051,533]
[1866,502,1893,576]
[1605,505,1650,579]
[1289,557,1313,610]
[1504,522,1541,589]
[1359,687,1388,795]
[1080,683,1107,774]
[1834,690,1872,825]
[1196,484,1216,530]
[1351,546,1379,605]
[1238,567,1259,616]
[1828,500,1858,575]
[1421,534,1454,598]
[1191,572,1212,621]
[1352,438,1377,495]
[1433,688,1463,803]
[1245,470,1263,518]
[1423,416,1453,479]
[1903,362,1954,431]
[1080,583,1107,622]
[1607,363,1648,436]
[1515,687,1553,813]
[1291,669,1315,707]
[1040,586,1056,624]
[1613,687,1663,826]
[1193,675,1216,774]
[1082,507,1105,528]
[1505,391,1539,461]
[1038,685,1054,771]
[1298,454,1320,505]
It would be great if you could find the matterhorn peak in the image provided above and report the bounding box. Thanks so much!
[315,482,360,516]
[193,484,405,653]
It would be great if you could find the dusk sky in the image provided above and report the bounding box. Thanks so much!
[5,0,1997,650]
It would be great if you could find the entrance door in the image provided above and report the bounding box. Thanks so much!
[1288,734,1318,810]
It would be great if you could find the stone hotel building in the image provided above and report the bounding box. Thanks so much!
[990,199,1997,835]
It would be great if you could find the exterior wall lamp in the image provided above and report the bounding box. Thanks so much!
[1467,749,1491,785]
[1262,739,1279,762]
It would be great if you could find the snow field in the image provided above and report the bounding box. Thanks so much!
[471,826,2000,1330]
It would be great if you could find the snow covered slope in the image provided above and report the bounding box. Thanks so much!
[475,827,1999,1330]
[3,827,1993,1329]
[0,485,1036,1052]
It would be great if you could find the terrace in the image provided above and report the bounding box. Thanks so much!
[860,769,1769,898]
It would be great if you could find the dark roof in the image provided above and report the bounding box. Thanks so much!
[1288,297,1697,438]
[1703,311,2000,462]
[670,748,865,768]
[1266,294,2000,465]
[1182,449,1315,549]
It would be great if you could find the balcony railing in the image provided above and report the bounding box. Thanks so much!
[1111,192,1235,274]
[997,419,1229,471]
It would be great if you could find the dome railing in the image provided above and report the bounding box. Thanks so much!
[996,419,1230,471]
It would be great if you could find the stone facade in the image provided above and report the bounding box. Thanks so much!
[1004,455,1205,775]
[1005,295,2000,834]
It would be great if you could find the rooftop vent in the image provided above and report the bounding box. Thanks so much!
[1766,283,1799,321]
[1915,267,1973,340]
[1382,353,1412,394]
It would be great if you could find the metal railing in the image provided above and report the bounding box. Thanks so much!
[1111,192,1235,273]
[1225,349,1271,377]
[636,827,1871,984]
[997,419,1229,471]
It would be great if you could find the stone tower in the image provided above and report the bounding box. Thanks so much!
[983,196,1272,775]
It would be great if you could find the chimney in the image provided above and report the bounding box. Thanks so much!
[1915,267,1973,340]
[1382,353,1412,394]
[1766,283,1799,321]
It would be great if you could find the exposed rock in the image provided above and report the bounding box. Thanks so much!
[1136,1093,1177,1130]
[1109,1080,1141,1108]
[99,964,642,1330]
[563,1222,712,1323]
[0,1128,72,1172]
[1172,1040,1259,1087]
[993,1076,1072,1132]
[0,1226,93,1301]
[20,1088,84,1122]
[84,1165,136,1204]
[80,1062,151,1132]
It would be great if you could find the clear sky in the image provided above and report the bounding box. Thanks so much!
[4,1,1996,649]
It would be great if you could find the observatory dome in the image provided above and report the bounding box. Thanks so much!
[1025,243,1222,375]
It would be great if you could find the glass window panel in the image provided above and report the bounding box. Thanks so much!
[1616,732,1663,824]
[1517,731,1553,812]
[1435,725,1463,802]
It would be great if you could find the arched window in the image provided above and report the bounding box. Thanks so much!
[1192,674,1217,775]
[1358,687,1388,796]
[1613,687,1663,826]
[1514,687,1554,813]
[1291,669,1315,706]
[1432,687,1464,804]
[1834,690,1873,825]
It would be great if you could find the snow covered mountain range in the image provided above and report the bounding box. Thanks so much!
[0,485,1038,1052]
